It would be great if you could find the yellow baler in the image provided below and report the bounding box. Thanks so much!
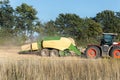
[20,37,81,56]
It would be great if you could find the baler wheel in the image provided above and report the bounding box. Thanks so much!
[40,49,49,56]
[50,50,59,57]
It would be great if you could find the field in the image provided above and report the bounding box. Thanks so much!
[0,46,120,80]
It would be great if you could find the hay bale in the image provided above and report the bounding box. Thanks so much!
[21,44,31,51]
[21,42,38,51]
[31,42,39,50]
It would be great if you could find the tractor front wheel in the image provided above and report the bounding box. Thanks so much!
[110,46,120,59]
[85,46,100,59]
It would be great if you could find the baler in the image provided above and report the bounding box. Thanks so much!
[20,37,81,57]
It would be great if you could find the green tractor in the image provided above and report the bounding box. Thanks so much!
[20,37,81,57]
[85,33,120,59]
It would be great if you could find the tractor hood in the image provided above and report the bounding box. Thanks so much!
[113,42,120,45]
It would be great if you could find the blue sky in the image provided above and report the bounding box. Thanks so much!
[10,0,120,22]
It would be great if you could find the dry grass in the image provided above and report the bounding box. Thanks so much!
[0,46,120,80]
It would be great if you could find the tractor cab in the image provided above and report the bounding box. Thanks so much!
[100,33,117,46]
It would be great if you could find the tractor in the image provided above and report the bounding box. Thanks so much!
[85,33,120,59]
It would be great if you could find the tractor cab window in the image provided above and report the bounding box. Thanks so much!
[101,34,114,46]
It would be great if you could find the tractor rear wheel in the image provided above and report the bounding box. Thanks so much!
[40,49,49,56]
[85,46,100,59]
[110,46,120,59]
[50,49,59,57]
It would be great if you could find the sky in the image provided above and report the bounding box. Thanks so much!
[9,0,120,22]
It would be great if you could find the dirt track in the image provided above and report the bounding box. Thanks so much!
[0,46,20,56]
[0,46,39,62]
[0,46,102,64]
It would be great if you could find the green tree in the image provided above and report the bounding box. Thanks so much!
[55,13,83,39]
[115,12,120,33]
[113,12,120,40]
[0,0,15,38]
[43,20,58,36]
[15,3,38,41]
[95,10,117,33]
[82,18,103,43]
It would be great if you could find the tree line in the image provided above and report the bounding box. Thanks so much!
[1,0,120,46]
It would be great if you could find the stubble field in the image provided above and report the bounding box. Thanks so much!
[0,46,120,80]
